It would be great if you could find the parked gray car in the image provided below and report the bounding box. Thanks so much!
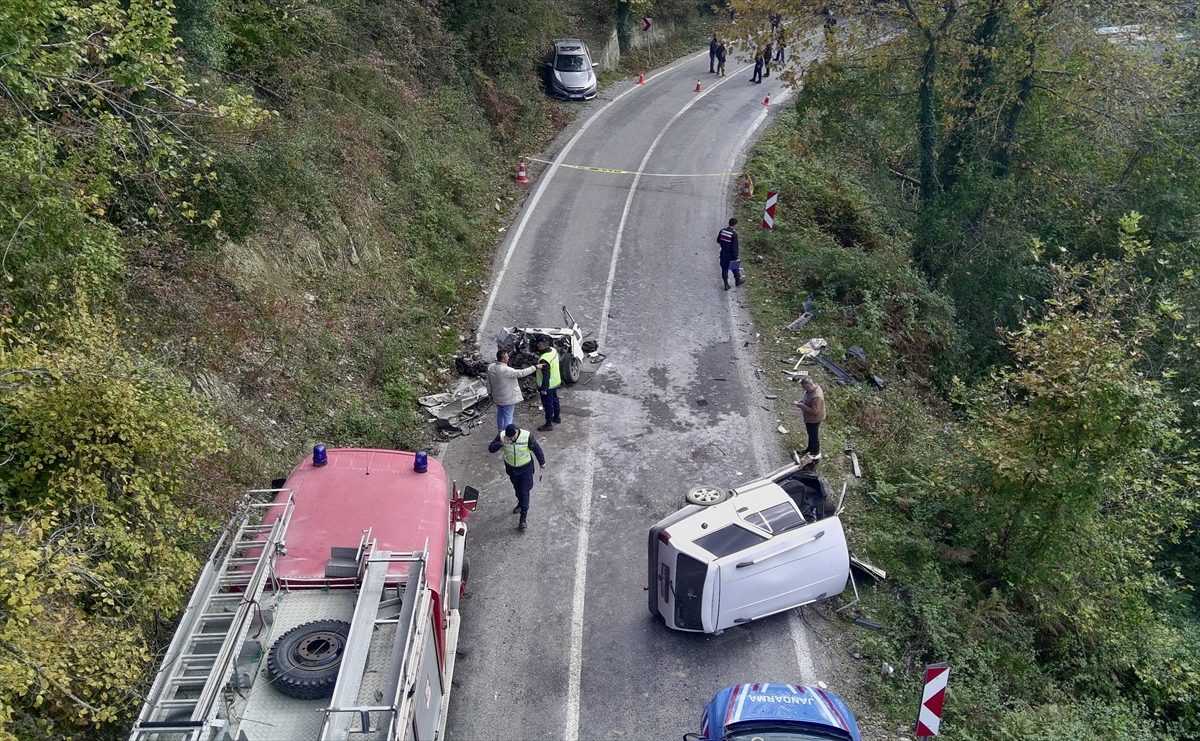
[546,39,598,100]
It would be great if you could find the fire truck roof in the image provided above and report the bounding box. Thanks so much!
[269,448,449,591]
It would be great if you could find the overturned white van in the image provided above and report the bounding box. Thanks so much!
[648,460,850,633]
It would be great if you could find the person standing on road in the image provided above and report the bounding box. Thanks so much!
[751,50,764,83]
[709,34,719,73]
[716,40,727,76]
[717,218,743,290]
[775,28,786,62]
[486,348,536,434]
[534,335,562,431]
[488,423,546,531]
[763,42,773,77]
[795,378,827,458]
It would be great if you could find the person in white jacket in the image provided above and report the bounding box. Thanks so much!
[486,349,537,433]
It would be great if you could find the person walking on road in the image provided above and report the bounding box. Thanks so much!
[486,348,536,433]
[488,423,546,530]
[795,378,827,458]
[751,50,764,83]
[716,40,727,76]
[534,335,562,431]
[717,218,744,290]
[709,34,719,73]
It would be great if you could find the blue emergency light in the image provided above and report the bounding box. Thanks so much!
[414,450,428,473]
[313,444,328,467]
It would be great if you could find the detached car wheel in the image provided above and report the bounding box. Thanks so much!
[267,619,351,699]
[685,485,729,506]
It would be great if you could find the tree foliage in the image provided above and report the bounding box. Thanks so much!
[0,303,225,741]
[0,0,264,311]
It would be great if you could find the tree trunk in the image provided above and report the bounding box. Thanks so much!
[917,37,940,200]
[994,36,1037,178]
[616,0,631,54]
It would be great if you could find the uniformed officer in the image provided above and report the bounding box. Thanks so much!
[488,423,546,530]
[717,218,743,290]
[534,335,562,431]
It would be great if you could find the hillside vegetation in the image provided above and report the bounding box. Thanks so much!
[0,0,706,737]
[728,1,1200,738]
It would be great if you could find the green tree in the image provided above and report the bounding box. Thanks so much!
[0,302,226,740]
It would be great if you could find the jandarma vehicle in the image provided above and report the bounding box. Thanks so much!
[649,459,850,634]
[685,683,862,741]
[545,39,598,100]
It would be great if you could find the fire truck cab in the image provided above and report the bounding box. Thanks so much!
[130,447,477,741]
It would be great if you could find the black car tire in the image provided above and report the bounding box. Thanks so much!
[563,355,582,384]
[266,619,351,699]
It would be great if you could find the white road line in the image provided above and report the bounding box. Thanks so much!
[475,50,709,348]
[717,87,818,683]
[565,68,747,741]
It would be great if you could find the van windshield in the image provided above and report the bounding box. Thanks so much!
[695,524,767,558]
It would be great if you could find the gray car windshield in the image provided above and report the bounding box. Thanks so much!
[555,54,588,72]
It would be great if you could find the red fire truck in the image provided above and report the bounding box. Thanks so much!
[129,446,477,741]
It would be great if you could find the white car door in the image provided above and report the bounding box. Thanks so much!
[714,509,849,631]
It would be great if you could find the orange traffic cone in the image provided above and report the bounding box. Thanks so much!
[695,80,703,92]
[741,174,752,198]
[763,92,771,106]
[516,157,529,184]
[638,70,646,85]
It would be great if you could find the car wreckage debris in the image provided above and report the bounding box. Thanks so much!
[816,355,859,386]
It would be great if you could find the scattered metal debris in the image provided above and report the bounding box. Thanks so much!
[786,294,817,330]
[793,338,827,370]
[696,398,709,406]
[844,440,862,477]
[765,393,778,400]
[854,618,883,631]
[850,553,887,581]
[421,379,491,435]
[816,355,859,386]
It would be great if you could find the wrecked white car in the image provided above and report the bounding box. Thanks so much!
[497,305,587,387]
[648,460,850,634]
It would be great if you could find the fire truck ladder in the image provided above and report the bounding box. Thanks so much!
[129,493,295,741]
[319,545,434,741]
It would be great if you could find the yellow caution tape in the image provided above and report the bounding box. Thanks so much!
[523,156,742,178]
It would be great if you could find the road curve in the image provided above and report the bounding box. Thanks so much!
[442,46,821,741]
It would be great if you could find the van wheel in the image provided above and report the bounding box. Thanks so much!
[563,355,582,384]
[685,485,728,506]
[267,619,351,699]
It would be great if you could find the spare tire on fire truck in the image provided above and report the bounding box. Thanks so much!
[266,619,351,699]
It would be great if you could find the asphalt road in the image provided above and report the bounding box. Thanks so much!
[441,47,823,741]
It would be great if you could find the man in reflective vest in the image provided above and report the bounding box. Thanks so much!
[534,335,562,431]
[488,423,547,530]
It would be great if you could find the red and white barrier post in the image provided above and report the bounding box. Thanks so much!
[915,662,949,737]
[762,190,778,230]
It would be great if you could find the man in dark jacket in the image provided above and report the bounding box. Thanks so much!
[763,42,773,77]
[488,423,546,530]
[751,50,764,83]
[716,40,727,76]
[717,218,743,290]
[709,34,718,73]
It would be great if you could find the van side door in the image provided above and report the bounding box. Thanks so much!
[714,512,849,631]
